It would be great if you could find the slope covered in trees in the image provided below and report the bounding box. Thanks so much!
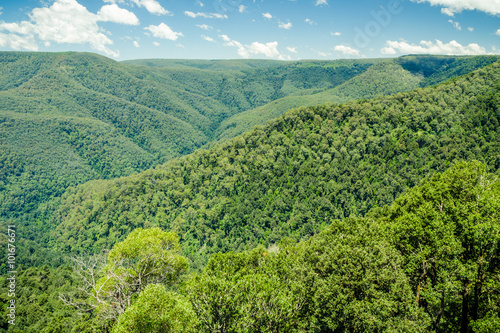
[37,59,500,272]
[2,161,499,332]
[0,53,496,223]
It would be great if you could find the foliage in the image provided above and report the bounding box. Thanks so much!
[111,284,198,333]
[378,161,500,332]
[48,60,500,270]
[60,228,188,320]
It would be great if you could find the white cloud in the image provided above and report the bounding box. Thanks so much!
[104,0,170,15]
[334,45,360,56]
[0,0,121,57]
[247,41,281,58]
[380,46,397,54]
[287,46,297,53]
[153,41,160,46]
[184,11,228,19]
[0,32,38,51]
[197,0,204,7]
[201,35,215,42]
[0,21,34,35]
[219,35,286,59]
[279,21,292,29]
[317,51,328,57]
[468,27,474,31]
[305,18,316,25]
[145,23,183,40]
[0,6,3,16]
[411,0,500,16]
[441,7,456,16]
[331,31,342,36]
[132,0,169,15]
[448,19,462,30]
[97,4,139,25]
[316,0,328,6]
[133,40,140,47]
[262,12,273,19]
[220,34,231,42]
[239,5,246,13]
[381,39,487,55]
[196,24,213,30]
[496,29,500,36]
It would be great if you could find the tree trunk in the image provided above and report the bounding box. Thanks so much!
[461,284,469,333]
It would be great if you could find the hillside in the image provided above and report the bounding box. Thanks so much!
[0,53,497,230]
[0,53,374,219]
[39,59,500,271]
[216,55,500,140]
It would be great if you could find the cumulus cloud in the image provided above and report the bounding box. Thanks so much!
[219,35,286,59]
[468,27,474,31]
[411,0,500,16]
[153,41,160,46]
[262,12,273,19]
[133,40,140,47]
[334,45,360,56]
[104,0,170,15]
[316,0,328,6]
[239,5,246,13]
[184,11,228,19]
[0,0,143,57]
[331,31,342,36]
[496,29,500,36]
[279,21,292,29]
[381,39,487,55]
[97,4,139,25]
[305,18,316,25]
[145,23,183,40]
[201,35,215,42]
[286,46,297,53]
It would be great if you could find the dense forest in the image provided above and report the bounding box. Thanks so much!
[0,53,497,225]
[0,53,499,332]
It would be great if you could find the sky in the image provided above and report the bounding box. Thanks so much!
[0,0,499,61]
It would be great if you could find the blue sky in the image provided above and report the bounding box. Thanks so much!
[0,0,499,60]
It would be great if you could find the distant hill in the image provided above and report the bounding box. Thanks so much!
[216,55,500,140]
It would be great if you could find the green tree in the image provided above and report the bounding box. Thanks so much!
[61,227,188,321]
[112,284,198,333]
[382,161,500,332]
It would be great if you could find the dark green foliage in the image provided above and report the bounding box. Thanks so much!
[177,161,499,333]
[182,218,428,332]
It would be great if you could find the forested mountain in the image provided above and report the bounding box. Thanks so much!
[0,52,497,224]
[2,67,500,330]
[28,59,497,273]
[1,53,500,332]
